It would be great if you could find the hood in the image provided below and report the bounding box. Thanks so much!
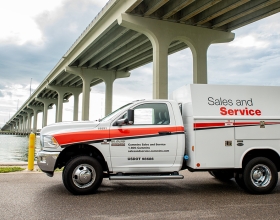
[40,120,100,136]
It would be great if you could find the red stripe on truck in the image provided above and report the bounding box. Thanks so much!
[53,129,109,145]
[53,126,184,146]
[110,126,183,139]
[194,122,280,130]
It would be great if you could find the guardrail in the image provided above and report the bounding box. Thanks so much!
[0,131,40,136]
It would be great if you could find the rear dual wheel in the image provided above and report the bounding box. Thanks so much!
[243,157,278,194]
[209,157,278,194]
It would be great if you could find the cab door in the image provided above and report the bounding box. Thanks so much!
[109,102,178,172]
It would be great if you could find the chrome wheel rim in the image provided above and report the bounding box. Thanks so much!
[72,164,96,189]
[250,164,271,188]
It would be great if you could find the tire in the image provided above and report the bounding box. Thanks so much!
[234,172,246,190]
[243,157,278,194]
[209,170,234,181]
[62,156,103,195]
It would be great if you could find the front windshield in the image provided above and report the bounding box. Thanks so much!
[100,103,134,122]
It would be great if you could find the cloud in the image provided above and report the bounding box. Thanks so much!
[229,35,269,49]
[0,0,106,127]
[168,49,193,95]
[0,0,65,46]
[208,41,280,86]
[114,65,153,99]
[0,0,105,86]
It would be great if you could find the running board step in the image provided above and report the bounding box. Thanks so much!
[109,175,184,180]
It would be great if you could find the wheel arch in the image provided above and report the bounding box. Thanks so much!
[55,144,109,172]
[241,148,280,171]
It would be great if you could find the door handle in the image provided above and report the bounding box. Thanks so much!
[158,131,171,135]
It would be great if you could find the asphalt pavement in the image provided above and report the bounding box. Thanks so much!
[0,170,280,220]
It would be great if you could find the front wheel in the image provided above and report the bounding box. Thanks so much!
[243,157,278,194]
[63,156,103,195]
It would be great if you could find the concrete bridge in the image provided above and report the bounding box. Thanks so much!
[2,0,280,133]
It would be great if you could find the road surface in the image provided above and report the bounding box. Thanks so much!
[0,170,280,219]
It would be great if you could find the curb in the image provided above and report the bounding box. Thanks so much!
[0,162,30,166]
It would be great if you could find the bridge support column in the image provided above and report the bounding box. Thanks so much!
[21,117,25,133]
[20,119,23,132]
[15,120,19,132]
[102,73,119,116]
[12,121,15,132]
[12,122,16,132]
[35,98,58,127]
[20,113,27,133]
[65,67,130,120]
[17,120,20,132]
[33,113,38,133]
[46,86,82,122]
[24,115,28,133]
[28,106,43,133]
[24,109,33,133]
[118,14,234,98]
[18,116,21,132]
[72,90,82,121]
[21,118,24,132]
[13,122,17,132]
[42,100,51,127]
[10,123,13,132]
[46,86,67,123]
[18,119,21,132]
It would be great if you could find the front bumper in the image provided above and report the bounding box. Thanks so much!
[37,151,60,176]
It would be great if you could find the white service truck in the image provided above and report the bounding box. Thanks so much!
[37,84,280,195]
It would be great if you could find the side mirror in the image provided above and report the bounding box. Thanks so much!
[127,109,134,125]
[114,109,134,126]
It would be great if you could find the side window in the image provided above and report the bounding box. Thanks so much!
[134,108,153,124]
[133,103,170,125]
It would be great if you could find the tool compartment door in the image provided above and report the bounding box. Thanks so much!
[234,120,280,168]
[194,120,235,168]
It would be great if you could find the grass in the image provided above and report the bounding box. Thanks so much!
[0,166,63,173]
[0,167,25,173]
[37,167,64,172]
[55,167,64,172]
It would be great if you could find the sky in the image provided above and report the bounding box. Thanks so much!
[0,0,280,129]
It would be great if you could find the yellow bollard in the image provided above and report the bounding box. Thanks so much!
[28,132,36,171]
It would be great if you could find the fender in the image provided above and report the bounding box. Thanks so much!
[238,146,280,168]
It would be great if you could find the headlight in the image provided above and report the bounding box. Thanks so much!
[42,135,60,148]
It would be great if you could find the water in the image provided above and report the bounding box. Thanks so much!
[0,135,41,163]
